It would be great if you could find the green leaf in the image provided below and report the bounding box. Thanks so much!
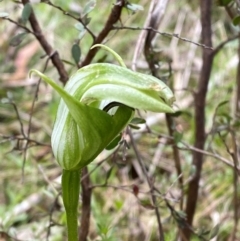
[71,43,81,65]
[125,3,144,13]
[130,117,146,124]
[216,100,228,108]
[74,22,84,31]
[173,131,183,143]
[82,0,96,17]
[129,124,141,130]
[233,120,240,128]
[0,12,9,18]
[138,198,154,210]
[217,0,233,6]
[74,23,87,39]
[9,33,27,46]
[61,59,75,66]
[78,29,87,40]
[176,210,186,219]
[82,16,91,26]
[233,15,240,26]
[21,3,32,24]
[105,135,121,150]
[171,111,182,117]
[105,166,114,182]
[128,118,142,129]
[208,224,219,239]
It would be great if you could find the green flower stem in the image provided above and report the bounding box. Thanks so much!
[62,169,81,241]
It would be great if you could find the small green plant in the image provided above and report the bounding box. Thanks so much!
[30,44,175,241]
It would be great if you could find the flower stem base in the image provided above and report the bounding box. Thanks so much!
[62,169,81,241]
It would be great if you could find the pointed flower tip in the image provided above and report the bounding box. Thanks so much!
[90,44,126,67]
[28,69,38,79]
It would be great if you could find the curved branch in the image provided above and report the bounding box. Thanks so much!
[79,167,92,241]
[22,0,69,84]
[81,0,125,67]
[213,34,239,56]
[42,0,96,41]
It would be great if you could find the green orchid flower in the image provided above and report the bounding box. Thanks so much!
[30,44,175,241]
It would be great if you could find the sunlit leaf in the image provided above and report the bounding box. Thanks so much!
[74,22,84,31]
[0,12,8,18]
[75,23,87,39]
[78,29,87,40]
[125,3,144,13]
[1,98,9,104]
[82,0,96,17]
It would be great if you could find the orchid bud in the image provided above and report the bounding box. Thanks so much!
[30,44,175,241]
[30,61,174,170]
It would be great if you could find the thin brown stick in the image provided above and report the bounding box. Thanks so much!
[128,128,165,241]
[21,52,53,180]
[80,0,125,67]
[157,191,207,241]
[132,0,159,71]
[152,133,235,170]
[112,26,213,49]
[236,38,240,114]
[165,116,183,209]
[46,192,62,241]
[79,167,92,241]
[3,17,34,34]
[143,0,183,212]
[21,0,68,84]
[183,0,214,239]
[179,142,239,172]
